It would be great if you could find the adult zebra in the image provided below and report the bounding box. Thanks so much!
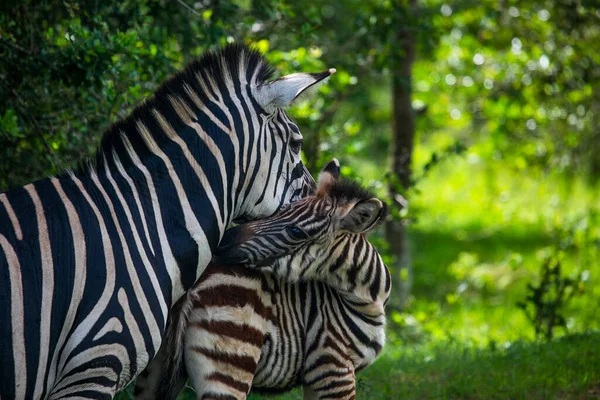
[0,44,331,399]
[134,160,391,400]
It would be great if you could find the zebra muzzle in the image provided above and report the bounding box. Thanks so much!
[215,224,254,265]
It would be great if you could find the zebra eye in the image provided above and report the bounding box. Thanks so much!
[286,226,308,239]
[290,139,303,154]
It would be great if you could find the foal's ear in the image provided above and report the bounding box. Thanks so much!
[317,159,340,197]
[256,69,336,109]
[340,198,385,234]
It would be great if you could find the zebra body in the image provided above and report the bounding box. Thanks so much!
[0,44,328,399]
[135,160,391,400]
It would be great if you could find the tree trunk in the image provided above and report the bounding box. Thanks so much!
[385,0,417,310]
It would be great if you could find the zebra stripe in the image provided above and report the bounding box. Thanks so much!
[135,160,391,400]
[0,195,23,240]
[0,44,330,399]
[0,234,27,398]
[26,184,56,399]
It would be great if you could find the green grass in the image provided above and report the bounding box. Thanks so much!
[352,332,600,400]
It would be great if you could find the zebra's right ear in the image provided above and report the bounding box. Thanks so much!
[256,69,336,109]
[317,159,340,197]
[340,198,385,234]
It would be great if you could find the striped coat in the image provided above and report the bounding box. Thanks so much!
[135,160,391,400]
[0,44,329,399]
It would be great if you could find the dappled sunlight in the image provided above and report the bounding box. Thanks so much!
[402,154,600,345]
[411,151,599,235]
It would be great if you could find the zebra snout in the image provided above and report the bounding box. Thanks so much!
[213,247,251,265]
[215,225,253,265]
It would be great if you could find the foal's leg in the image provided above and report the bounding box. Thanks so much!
[184,307,264,400]
[302,364,356,400]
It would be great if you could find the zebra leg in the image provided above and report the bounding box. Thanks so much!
[132,344,166,400]
[302,366,356,400]
[133,340,187,400]
[184,344,258,400]
[183,319,262,400]
[302,385,320,400]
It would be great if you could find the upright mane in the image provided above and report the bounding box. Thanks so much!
[328,178,376,203]
[76,44,275,175]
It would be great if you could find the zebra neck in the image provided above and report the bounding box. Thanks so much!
[80,78,269,303]
[82,130,232,304]
[339,290,386,315]
[328,276,387,316]
[317,274,380,308]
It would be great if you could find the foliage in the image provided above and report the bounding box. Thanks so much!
[1,1,181,187]
[411,0,600,178]
[397,157,599,347]
[517,258,583,341]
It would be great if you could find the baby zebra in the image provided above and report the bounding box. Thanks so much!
[134,160,391,400]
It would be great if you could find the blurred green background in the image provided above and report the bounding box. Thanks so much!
[1,0,599,399]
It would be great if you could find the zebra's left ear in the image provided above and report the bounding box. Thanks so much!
[257,69,336,109]
[340,198,386,234]
[317,159,340,197]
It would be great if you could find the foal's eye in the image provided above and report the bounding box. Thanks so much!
[286,226,308,239]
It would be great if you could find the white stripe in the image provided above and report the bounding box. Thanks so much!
[169,95,231,226]
[189,77,242,218]
[49,367,116,399]
[199,272,265,293]
[111,154,155,256]
[51,340,127,398]
[222,72,252,191]
[234,69,262,199]
[183,83,232,135]
[152,109,226,234]
[0,234,26,400]
[93,317,123,341]
[24,184,55,400]
[117,288,147,388]
[183,84,235,223]
[0,194,23,240]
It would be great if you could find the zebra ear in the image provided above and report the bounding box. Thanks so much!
[317,159,340,197]
[257,69,336,109]
[340,198,385,234]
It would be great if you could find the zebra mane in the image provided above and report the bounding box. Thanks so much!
[327,178,377,205]
[76,43,275,175]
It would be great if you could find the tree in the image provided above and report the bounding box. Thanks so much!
[385,0,418,308]
[0,0,280,190]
